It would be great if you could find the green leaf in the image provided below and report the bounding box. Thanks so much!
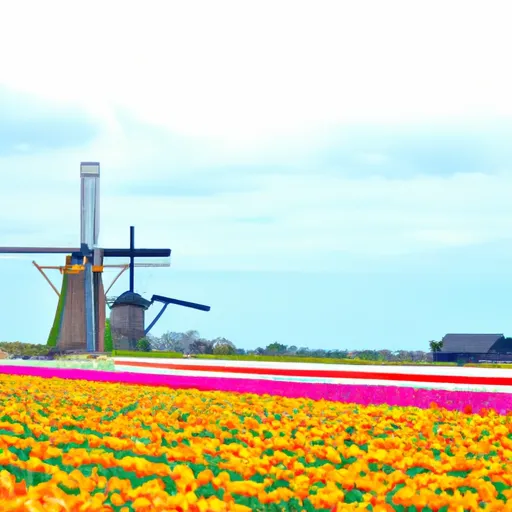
[492,480,511,501]
[345,489,364,503]
[406,467,430,477]
[385,483,406,507]
[483,451,498,461]
[196,482,224,500]
[2,465,53,487]
[57,483,81,496]
[8,446,31,461]
[192,430,216,439]
[272,479,291,489]
[226,470,244,482]
[458,486,478,494]
[382,464,396,475]
[447,470,471,478]
[250,473,266,483]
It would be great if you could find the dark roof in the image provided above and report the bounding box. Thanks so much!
[487,337,512,353]
[441,334,505,354]
[112,291,152,310]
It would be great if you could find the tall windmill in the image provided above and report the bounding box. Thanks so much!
[0,162,210,352]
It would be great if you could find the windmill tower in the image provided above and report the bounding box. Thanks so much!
[55,163,105,351]
[0,163,174,352]
[1,162,211,353]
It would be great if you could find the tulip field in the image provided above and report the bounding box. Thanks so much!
[1,365,512,510]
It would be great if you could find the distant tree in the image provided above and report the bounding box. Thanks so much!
[327,350,349,359]
[265,342,288,355]
[212,338,236,355]
[429,340,443,353]
[236,348,246,355]
[377,349,393,362]
[413,350,428,362]
[255,347,265,355]
[203,339,215,354]
[152,331,186,352]
[310,349,327,358]
[146,334,160,346]
[189,339,214,355]
[136,338,152,352]
[188,340,202,355]
[181,330,200,353]
[287,345,298,355]
[183,330,200,343]
[296,347,311,356]
[356,350,380,361]
[394,350,410,362]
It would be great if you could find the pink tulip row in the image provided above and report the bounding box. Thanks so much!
[1,365,511,415]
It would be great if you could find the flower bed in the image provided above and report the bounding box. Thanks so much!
[2,365,512,414]
[1,372,512,510]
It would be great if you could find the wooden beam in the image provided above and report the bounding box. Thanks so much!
[0,247,80,254]
[32,261,60,297]
[104,266,128,297]
[38,263,170,269]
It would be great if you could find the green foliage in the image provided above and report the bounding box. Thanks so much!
[0,342,50,357]
[429,340,443,352]
[104,318,113,353]
[212,339,236,356]
[136,338,152,352]
[213,344,236,356]
[265,342,288,354]
[47,273,68,347]
[112,350,182,359]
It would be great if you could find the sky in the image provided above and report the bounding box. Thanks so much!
[1,0,512,351]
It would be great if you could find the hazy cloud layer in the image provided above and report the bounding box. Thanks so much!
[313,120,512,179]
[0,87,100,157]
[1,0,512,348]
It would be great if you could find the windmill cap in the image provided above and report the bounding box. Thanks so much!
[112,291,152,310]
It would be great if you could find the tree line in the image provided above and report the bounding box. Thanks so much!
[143,331,435,362]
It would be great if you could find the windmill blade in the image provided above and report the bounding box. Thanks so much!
[0,247,80,254]
[144,294,211,335]
[151,294,211,312]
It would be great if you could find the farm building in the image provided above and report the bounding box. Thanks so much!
[434,333,512,363]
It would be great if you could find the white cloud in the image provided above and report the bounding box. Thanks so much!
[359,153,388,166]
[2,0,512,272]
[1,0,511,144]
[4,162,512,271]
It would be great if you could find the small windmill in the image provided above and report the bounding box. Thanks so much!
[0,163,210,352]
